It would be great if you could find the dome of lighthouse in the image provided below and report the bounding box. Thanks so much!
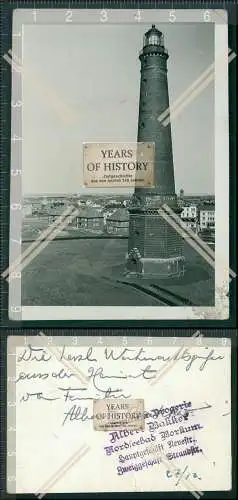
[143,25,164,47]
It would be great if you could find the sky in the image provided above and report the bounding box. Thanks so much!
[21,21,215,195]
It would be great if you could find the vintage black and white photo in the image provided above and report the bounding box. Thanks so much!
[8,9,230,320]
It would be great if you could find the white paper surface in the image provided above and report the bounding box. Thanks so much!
[8,337,231,494]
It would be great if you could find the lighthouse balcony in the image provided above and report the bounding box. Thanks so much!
[140,45,168,57]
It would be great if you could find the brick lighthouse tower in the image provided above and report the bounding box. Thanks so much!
[126,25,185,278]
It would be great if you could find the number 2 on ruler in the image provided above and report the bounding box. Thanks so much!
[65,10,73,22]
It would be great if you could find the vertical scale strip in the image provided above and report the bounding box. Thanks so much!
[8,20,24,320]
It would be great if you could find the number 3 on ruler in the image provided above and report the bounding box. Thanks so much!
[100,10,108,22]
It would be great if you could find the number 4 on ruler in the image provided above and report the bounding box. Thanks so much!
[134,10,141,22]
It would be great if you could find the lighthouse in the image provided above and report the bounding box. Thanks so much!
[126,25,185,278]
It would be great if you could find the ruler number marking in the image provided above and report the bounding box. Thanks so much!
[65,10,73,23]
[100,10,108,22]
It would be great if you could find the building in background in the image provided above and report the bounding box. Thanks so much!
[106,208,129,236]
[48,207,104,232]
[31,200,44,215]
[181,205,197,220]
[199,204,215,230]
[77,208,104,231]
[180,205,198,230]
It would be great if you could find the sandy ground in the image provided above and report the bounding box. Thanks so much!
[21,237,215,307]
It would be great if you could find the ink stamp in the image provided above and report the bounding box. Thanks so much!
[93,398,145,431]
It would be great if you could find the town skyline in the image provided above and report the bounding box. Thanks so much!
[23,190,215,198]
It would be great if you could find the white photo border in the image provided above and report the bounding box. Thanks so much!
[8,9,230,321]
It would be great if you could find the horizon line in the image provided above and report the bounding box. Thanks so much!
[23,192,215,197]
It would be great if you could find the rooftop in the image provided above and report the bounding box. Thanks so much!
[199,205,215,212]
[108,208,129,222]
[48,206,104,218]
